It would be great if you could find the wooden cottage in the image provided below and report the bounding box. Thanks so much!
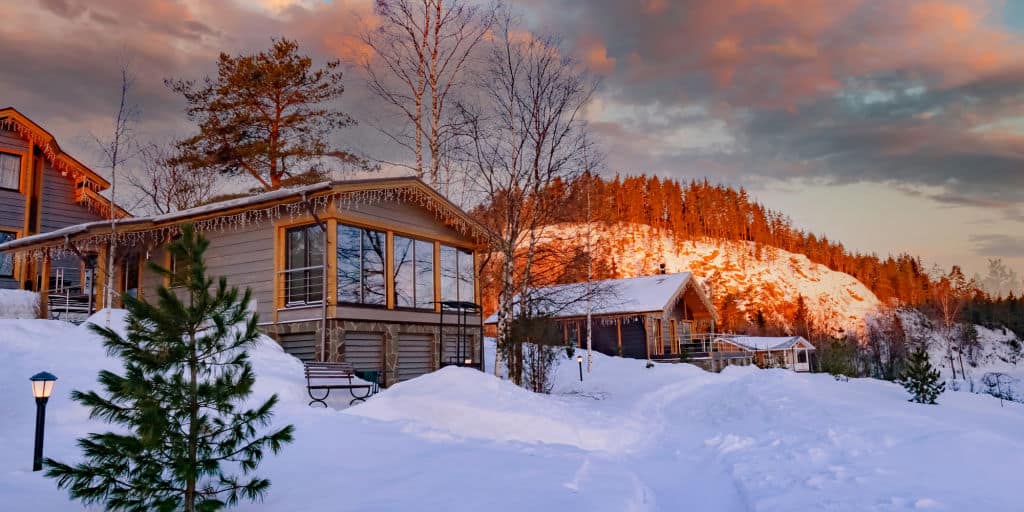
[0,177,492,386]
[0,107,125,293]
[485,272,719,361]
[713,336,815,372]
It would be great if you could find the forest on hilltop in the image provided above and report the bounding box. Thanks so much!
[474,173,1024,338]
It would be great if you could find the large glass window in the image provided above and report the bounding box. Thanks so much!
[285,225,324,305]
[393,235,435,309]
[0,230,15,277]
[414,239,434,309]
[337,224,386,305]
[0,153,20,190]
[440,244,475,304]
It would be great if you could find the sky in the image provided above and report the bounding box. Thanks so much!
[2,0,1023,279]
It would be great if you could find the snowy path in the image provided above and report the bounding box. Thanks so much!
[1,318,1022,511]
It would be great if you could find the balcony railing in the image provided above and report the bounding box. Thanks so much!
[279,265,325,307]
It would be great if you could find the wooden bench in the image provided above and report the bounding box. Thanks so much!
[304,362,377,407]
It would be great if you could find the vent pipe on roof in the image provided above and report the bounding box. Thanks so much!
[659,263,666,275]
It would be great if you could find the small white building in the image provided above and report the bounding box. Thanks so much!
[714,336,815,372]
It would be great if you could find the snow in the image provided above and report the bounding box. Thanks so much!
[0,289,39,319]
[483,272,702,323]
[2,314,1023,511]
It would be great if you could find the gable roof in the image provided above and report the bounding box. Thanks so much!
[0,107,110,190]
[484,272,717,323]
[0,177,494,256]
[717,336,815,351]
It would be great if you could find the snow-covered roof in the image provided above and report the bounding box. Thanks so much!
[485,272,716,323]
[0,177,493,252]
[717,336,814,351]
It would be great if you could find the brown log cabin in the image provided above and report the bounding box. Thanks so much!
[484,272,750,368]
[0,177,492,386]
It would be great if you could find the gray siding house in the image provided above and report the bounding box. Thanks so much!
[1,177,491,386]
[0,108,117,292]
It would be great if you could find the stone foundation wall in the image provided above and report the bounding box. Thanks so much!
[264,320,481,387]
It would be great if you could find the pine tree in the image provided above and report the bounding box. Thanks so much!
[45,224,295,511]
[898,346,945,404]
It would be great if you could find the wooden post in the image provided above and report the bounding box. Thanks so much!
[38,254,50,319]
[385,231,394,310]
[616,316,622,355]
[645,315,651,360]
[95,244,108,310]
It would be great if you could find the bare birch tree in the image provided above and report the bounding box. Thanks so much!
[126,144,218,214]
[95,59,137,325]
[930,265,971,379]
[456,10,597,385]
[360,0,495,189]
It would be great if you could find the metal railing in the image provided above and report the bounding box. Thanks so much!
[278,265,325,307]
[46,266,92,322]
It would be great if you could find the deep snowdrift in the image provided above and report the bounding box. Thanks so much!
[1,313,1022,511]
[0,289,39,319]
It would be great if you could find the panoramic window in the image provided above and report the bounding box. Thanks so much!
[337,224,386,305]
[440,244,475,304]
[393,235,435,309]
[0,230,15,277]
[285,224,324,305]
[0,153,20,190]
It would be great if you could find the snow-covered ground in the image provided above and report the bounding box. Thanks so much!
[0,289,39,319]
[540,223,881,335]
[895,309,1024,403]
[2,313,1023,511]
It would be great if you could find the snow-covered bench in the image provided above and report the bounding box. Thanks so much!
[303,362,377,407]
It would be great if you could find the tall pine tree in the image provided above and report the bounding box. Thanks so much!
[46,224,294,511]
[898,346,945,405]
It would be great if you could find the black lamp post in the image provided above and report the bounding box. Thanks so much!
[29,371,57,472]
[576,355,583,382]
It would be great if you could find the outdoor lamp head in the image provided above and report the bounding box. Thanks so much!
[30,372,57,399]
[576,355,583,363]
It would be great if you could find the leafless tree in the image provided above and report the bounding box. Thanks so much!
[126,144,218,214]
[929,265,972,379]
[455,10,598,384]
[360,0,495,189]
[94,57,138,324]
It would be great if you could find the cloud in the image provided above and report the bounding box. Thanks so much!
[512,0,1024,220]
[3,0,1023,224]
[970,234,1024,257]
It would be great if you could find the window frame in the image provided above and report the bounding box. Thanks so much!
[284,224,325,307]
[392,234,436,311]
[0,150,23,192]
[0,228,19,278]
[439,243,476,305]
[336,223,387,307]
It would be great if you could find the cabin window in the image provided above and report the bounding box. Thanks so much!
[0,153,20,190]
[121,252,140,298]
[393,235,435,309]
[0,230,15,277]
[337,224,386,306]
[440,244,475,304]
[285,225,324,305]
[797,350,808,364]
